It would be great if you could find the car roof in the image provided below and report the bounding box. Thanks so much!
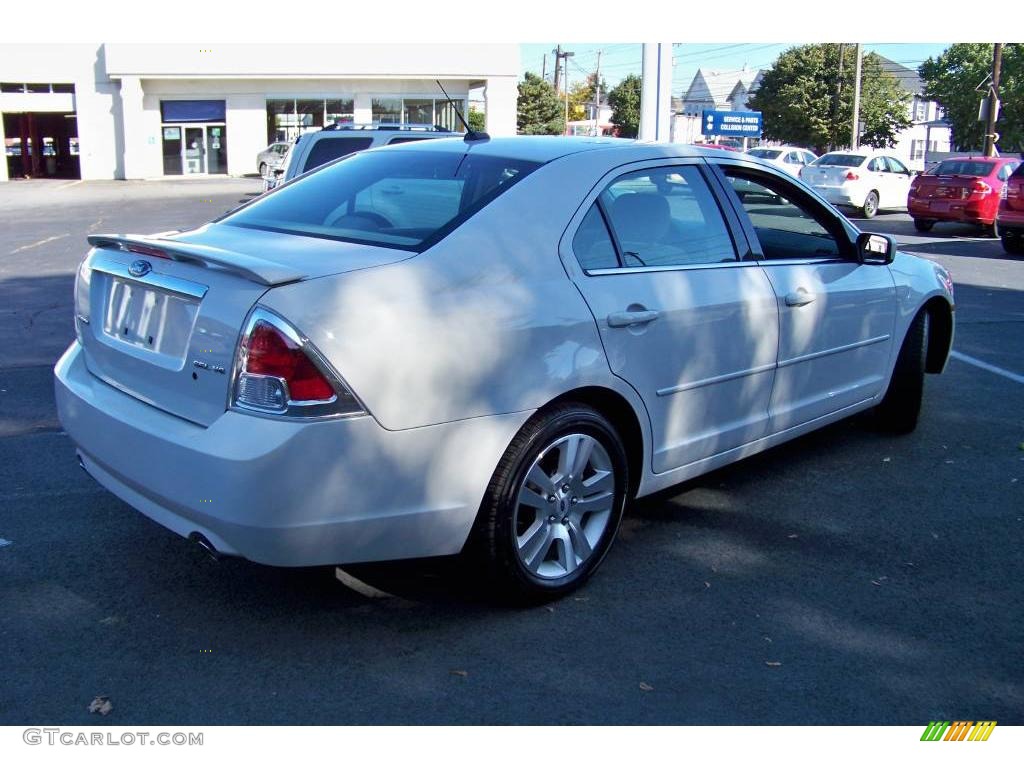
[371,136,767,164]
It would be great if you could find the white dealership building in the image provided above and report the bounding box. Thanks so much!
[0,43,519,182]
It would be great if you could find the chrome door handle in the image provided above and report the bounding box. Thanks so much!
[785,289,815,307]
[607,310,659,328]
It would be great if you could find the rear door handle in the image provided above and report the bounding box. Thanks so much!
[785,289,815,307]
[607,309,660,328]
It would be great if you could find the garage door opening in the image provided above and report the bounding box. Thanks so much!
[4,112,80,179]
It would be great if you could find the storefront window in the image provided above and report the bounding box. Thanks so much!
[266,99,295,143]
[326,98,354,126]
[295,99,324,135]
[372,98,402,123]
[403,99,434,126]
[434,98,465,132]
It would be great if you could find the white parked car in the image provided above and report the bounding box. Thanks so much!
[746,145,817,176]
[55,138,954,600]
[801,150,915,218]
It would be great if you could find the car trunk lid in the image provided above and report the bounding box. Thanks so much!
[912,174,984,201]
[76,226,412,426]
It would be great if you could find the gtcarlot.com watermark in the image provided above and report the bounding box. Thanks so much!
[24,729,203,747]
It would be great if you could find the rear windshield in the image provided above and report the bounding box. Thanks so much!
[302,136,374,172]
[747,148,782,159]
[931,159,995,177]
[223,149,541,251]
[814,153,865,167]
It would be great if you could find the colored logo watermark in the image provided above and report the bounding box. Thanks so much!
[920,721,996,741]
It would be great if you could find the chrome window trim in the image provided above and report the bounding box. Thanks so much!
[89,251,208,301]
[586,260,761,276]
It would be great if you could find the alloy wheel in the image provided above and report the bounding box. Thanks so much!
[513,433,615,580]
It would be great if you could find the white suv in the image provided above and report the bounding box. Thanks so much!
[266,123,462,190]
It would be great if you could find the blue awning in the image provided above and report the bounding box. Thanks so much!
[160,100,226,123]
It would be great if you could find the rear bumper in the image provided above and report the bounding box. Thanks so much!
[997,206,1024,232]
[909,198,996,225]
[815,187,861,208]
[55,341,529,566]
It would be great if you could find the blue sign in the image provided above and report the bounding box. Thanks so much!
[702,109,763,137]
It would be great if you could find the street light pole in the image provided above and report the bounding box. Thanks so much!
[850,43,862,150]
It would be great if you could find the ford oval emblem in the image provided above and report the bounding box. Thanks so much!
[128,259,152,278]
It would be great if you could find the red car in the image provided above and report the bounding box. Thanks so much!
[908,156,1020,237]
[998,163,1024,254]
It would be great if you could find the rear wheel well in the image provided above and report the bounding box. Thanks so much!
[544,387,645,498]
[922,297,953,373]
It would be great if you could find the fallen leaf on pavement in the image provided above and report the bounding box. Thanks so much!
[764,661,782,667]
[639,682,654,691]
[450,670,468,678]
[787,533,799,539]
[88,696,112,716]
[703,581,711,589]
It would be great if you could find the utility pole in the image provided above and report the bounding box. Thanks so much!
[558,49,575,135]
[850,42,862,150]
[541,54,547,84]
[592,50,603,136]
[552,45,562,94]
[831,43,845,150]
[984,43,1003,157]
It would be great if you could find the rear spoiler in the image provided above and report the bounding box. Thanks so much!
[86,234,306,287]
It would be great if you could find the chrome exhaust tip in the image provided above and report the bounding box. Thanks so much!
[189,532,220,562]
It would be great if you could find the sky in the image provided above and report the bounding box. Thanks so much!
[519,43,951,97]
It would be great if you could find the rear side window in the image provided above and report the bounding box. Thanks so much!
[593,166,736,268]
[997,162,1018,181]
[387,136,438,145]
[572,205,618,271]
[302,137,374,172]
[223,150,540,251]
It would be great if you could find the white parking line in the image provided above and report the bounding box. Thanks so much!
[334,567,396,599]
[950,351,1024,385]
[9,234,69,255]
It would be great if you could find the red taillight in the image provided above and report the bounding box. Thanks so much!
[845,171,859,181]
[971,180,992,196]
[246,321,334,401]
[125,243,170,259]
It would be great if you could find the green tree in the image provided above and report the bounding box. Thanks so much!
[920,44,1023,151]
[568,73,610,121]
[608,74,642,138]
[517,72,564,135]
[467,107,486,133]
[748,44,911,154]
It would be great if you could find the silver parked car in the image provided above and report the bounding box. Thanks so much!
[55,137,954,600]
[256,142,290,177]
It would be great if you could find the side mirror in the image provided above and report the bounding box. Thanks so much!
[856,232,896,265]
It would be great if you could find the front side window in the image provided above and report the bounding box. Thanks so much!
[222,150,540,251]
[722,169,844,261]
[597,166,736,268]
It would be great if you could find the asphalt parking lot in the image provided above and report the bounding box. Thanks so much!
[0,178,1021,725]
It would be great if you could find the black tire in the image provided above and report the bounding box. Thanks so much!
[470,403,629,602]
[986,219,1000,239]
[1002,231,1024,255]
[913,218,935,233]
[861,191,880,219]
[874,311,929,434]
[258,162,267,177]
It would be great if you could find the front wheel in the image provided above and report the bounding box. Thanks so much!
[913,218,935,233]
[874,311,928,434]
[861,191,880,219]
[471,404,628,601]
[258,162,267,177]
